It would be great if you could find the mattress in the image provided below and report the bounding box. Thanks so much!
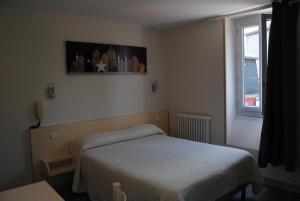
[71,124,263,201]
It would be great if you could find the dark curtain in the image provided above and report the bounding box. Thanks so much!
[258,0,299,172]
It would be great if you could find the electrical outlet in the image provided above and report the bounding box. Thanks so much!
[49,132,59,140]
[154,116,160,122]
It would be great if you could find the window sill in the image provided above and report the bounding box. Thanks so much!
[235,114,263,119]
[237,110,263,118]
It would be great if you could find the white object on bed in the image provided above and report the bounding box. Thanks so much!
[113,182,127,201]
[71,124,263,201]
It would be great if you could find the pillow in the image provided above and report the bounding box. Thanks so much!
[70,123,165,158]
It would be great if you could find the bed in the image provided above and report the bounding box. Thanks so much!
[71,124,263,201]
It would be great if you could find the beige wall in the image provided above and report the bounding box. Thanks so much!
[162,19,226,145]
[0,7,167,190]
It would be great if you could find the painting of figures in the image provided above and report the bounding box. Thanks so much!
[66,41,147,74]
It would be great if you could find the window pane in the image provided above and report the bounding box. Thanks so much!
[243,25,260,108]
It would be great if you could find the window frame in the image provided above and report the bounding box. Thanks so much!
[261,14,272,115]
[235,14,271,118]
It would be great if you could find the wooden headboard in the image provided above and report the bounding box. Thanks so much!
[30,110,169,180]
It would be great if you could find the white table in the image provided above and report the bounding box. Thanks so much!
[0,181,64,201]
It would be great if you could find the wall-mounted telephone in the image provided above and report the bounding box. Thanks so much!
[31,101,43,129]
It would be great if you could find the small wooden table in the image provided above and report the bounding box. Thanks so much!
[0,181,64,201]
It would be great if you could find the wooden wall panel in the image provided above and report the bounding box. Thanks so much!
[30,110,169,180]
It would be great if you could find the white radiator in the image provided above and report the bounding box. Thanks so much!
[177,113,211,143]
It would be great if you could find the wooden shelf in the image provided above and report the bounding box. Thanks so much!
[40,155,75,177]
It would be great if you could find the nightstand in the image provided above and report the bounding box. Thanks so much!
[0,181,64,201]
[40,155,74,177]
[40,155,75,189]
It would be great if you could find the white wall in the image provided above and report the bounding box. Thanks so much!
[163,19,226,145]
[0,7,167,190]
[228,117,262,150]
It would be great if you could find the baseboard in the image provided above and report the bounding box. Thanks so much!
[264,177,300,193]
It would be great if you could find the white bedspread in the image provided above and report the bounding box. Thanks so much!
[72,124,263,201]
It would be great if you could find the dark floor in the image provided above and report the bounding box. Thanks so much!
[230,186,300,201]
[58,185,300,201]
[58,189,89,201]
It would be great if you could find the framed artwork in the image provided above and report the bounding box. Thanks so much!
[66,41,147,74]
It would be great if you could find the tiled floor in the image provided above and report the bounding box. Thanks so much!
[58,185,300,201]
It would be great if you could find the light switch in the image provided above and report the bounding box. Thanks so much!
[49,132,59,140]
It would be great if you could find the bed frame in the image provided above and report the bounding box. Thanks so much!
[30,110,169,181]
[30,109,250,201]
[216,183,249,201]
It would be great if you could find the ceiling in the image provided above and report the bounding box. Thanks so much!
[0,0,271,28]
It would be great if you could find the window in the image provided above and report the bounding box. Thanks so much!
[235,14,271,117]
